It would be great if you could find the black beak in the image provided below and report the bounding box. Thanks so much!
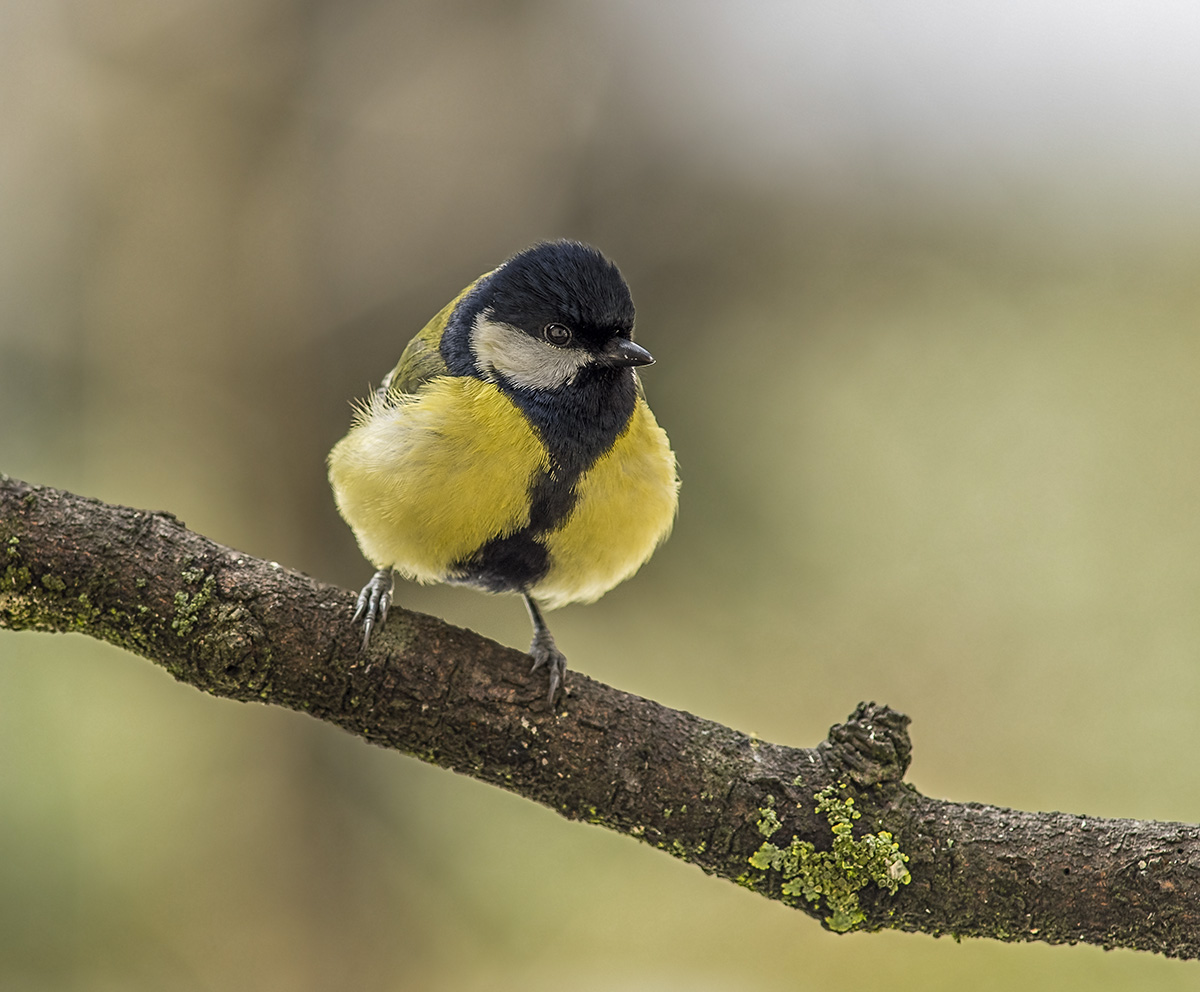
[598,337,655,368]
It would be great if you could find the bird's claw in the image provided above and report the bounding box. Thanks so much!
[529,633,567,706]
[354,569,393,651]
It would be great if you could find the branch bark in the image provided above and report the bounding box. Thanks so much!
[2,474,1198,957]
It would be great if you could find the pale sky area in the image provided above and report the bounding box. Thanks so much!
[592,1,1200,220]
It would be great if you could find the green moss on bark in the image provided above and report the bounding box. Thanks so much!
[749,784,911,932]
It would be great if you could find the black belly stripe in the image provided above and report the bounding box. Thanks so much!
[451,528,551,593]
[449,367,637,594]
[450,464,576,592]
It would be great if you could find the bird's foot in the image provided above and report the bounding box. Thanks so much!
[528,630,567,706]
[353,568,393,650]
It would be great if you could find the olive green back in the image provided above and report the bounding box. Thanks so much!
[382,277,485,397]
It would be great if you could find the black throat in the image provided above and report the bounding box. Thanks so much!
[448,367,638,594]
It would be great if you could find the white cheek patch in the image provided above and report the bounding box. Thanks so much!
[470,312,591,391]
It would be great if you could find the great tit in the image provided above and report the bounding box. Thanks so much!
[328,240,678,703]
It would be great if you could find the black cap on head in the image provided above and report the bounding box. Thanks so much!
[485,241,635,347]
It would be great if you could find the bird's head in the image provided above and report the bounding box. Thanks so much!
[444,241,652,392]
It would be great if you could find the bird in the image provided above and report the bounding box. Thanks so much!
[328,240,678,704]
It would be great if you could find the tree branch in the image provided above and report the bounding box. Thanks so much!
[2,474,1198,957]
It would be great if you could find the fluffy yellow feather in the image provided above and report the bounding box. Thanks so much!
[538,398,676,608]
[329,378,548,584]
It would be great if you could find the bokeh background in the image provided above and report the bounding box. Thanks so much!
[4,1,1200,989]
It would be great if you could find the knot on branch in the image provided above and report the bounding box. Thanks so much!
[817,702,911,787]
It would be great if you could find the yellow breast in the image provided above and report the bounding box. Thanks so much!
[328,377,548,583]
[329,380,678,606]
[533,397,679,609]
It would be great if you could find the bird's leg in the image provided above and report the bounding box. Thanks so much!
[353,568,394,650]
[524,593,566,705]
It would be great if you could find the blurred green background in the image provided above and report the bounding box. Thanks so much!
[4,1,1200,989]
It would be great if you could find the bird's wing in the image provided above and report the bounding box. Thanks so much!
[381,276,488,398]
[380,299,454,397]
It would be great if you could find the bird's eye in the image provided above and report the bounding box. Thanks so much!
[543,323,573,347]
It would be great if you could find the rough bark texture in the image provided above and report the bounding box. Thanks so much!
[3,474,1198,957]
